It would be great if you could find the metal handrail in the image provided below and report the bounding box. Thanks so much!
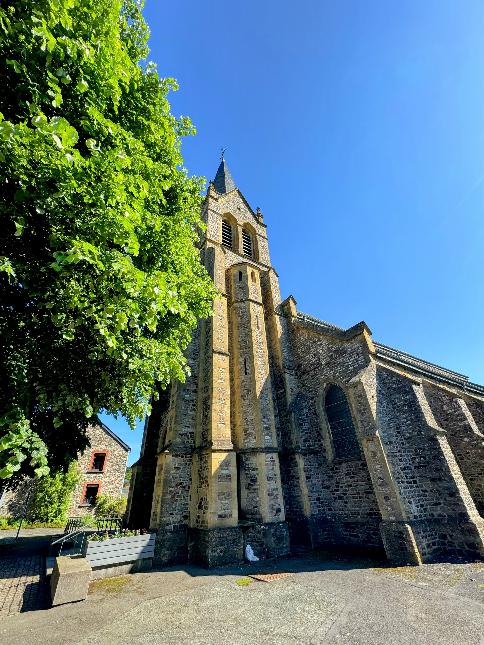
[51,529,85,546]
[50,529,88,557]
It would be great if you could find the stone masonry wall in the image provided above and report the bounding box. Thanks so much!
[127,387,170,529]
[423,384,484,517]
[228,263,286,526]
[0,479,32,519]
[129,170,484,566]
[150,453,192,529]
[286,323,383,549]
[68,424,128,517]
[375,366,482,560]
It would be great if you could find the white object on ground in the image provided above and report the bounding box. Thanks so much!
[245,544,259,562]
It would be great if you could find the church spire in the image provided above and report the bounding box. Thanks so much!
[213,156,236,194]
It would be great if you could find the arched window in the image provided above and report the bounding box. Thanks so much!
[242,229,253,258]
[222,219,233,248]
[324,385,360,460]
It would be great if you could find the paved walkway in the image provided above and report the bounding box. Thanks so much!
[0,527,62,549]
[0,555,47,616]
[1,552,483,644]
[0,528,61,616]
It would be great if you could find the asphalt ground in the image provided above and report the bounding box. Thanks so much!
[1,549,483,645]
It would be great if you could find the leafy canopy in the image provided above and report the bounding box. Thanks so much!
[0,0,216,479]
[94,494,127,518]
[27,462,80,524]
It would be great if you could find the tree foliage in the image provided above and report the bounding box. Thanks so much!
[0,0,216,480]
[94,494,127,518]
[27,462,80,523]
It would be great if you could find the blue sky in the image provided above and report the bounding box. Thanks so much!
[104,0,484,464]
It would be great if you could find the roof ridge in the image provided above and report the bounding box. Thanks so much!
[99,422,131,452]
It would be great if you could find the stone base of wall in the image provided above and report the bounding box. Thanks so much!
[188,526,244,567]
[308,516,383,551]
[287,518,313,550]
[154,525,188,566]
[409,517,484,563]
[379,521,421,565]
[154,522,290,568]
[240,521,290,560]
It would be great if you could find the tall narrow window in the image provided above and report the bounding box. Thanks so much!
[89,452,106,473]
[82,483,100,506]
[324,385,360,460]
[222,219,233,248]
[242,229,253,258]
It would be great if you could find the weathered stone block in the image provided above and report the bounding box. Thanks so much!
[241,521,290,559]
[379,521,421,565]
[154,525,188,566]
[50,556,92,606]
[188,526,243,567]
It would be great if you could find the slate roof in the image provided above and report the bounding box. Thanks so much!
[373,343,484,395]
[213,158,237,194]
[296,311,484,395]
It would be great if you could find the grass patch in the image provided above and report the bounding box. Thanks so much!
[235,577,254,587]
[89,576,130,594]
[372,566,419,580]
[446,572,464,586]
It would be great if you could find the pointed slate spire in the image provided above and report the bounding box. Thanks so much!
[213,158,236,194]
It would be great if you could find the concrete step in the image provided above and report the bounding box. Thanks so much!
[46,550,80,576]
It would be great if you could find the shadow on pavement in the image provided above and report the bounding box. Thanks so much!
[151,546,390,579]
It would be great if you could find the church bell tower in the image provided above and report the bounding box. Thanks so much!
[127,157,291,566]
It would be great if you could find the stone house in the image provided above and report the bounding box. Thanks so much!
[126,159,484,567]
[0,423,130,520]
[69,423,130,516]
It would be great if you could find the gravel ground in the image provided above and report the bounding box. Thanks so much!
[1,551,483,645]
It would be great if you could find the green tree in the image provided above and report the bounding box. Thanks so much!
[27,462,80,523]
[94,494,127,518]
[0,0,216,480]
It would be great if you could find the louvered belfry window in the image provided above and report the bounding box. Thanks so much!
[222,220,232,248]
[242,229,253,258]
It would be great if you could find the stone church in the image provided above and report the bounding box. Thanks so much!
[126,159,484,567]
